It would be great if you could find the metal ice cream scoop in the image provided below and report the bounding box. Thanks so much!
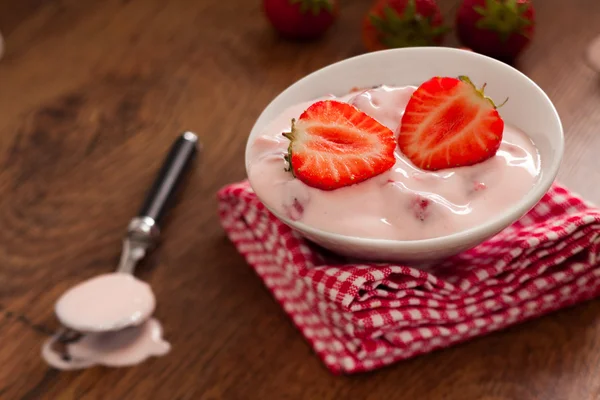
[117,131,200,275]
[51,131,200,359]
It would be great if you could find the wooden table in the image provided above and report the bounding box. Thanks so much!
[1,0,599,398]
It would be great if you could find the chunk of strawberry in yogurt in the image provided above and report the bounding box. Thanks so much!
[410,195,431,222]
[284,198,305,221]
[473,182,487,192]
[282,179,310,221]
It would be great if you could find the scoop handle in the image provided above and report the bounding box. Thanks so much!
[137,132,200,226]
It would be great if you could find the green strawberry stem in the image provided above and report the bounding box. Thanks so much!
[474,0,532,42]
[458,75,509,109]
[369,0,450,48]
[282,120,296,176]
[290,0,333,15]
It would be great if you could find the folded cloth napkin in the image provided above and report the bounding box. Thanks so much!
[218,180,600,374]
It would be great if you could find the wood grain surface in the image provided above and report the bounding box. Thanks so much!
[0,0,599,398]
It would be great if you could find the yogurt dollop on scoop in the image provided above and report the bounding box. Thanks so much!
[42,272,170,370]
[55,273,155,332]
[247,85,540,241]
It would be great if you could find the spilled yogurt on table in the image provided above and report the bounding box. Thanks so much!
[42,272,170,370]
[55,273,156,332]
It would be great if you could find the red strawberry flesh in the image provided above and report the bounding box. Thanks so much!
[398,76,505,171]
[283,100,396,191]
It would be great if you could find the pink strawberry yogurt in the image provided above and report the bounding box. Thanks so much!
[247,85,540,241]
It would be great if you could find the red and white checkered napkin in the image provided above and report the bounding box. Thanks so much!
[217,180,600,374]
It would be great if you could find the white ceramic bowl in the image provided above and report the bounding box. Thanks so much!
[245,47,564,263]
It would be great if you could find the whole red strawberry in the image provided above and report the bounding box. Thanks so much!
[264,0,338,40]
[456,0,535,62]
[362,0,449,52]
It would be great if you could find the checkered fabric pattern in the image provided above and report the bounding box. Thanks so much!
[218,180,600,374]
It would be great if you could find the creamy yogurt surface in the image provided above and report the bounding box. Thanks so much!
[247,85,540,241]
[55,272,156,332]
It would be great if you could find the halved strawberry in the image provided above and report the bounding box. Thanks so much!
[398,76,505,171]
[283,100,396,191]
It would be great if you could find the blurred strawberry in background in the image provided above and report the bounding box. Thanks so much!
[586,34,600,73]
[456,0,535,62]
[262,0,536,64]
[263,0,339,39]
[362,0,450,52]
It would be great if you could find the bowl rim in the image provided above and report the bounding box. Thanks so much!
[245,47,564,250]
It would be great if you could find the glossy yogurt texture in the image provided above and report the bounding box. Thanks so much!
[55,273,156,332]
[247,85,540,241]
